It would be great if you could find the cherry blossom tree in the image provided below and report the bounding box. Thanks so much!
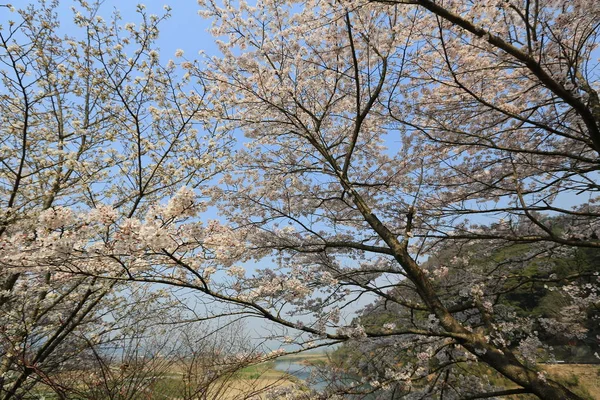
[0,1,228,398]
[186,0,597,398]
[2,0,599,399]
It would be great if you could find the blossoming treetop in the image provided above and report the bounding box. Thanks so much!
[1,0,599,399]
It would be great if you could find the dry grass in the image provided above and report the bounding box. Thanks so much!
[542,364,600,400]
[192,360,302,399]
[482,363,600,399]
[216,375,298,399]
[215,353,329,398]
[278,352,329,365]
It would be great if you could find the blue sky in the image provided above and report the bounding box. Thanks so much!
[51,1,218,58]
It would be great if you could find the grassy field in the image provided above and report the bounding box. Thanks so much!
[260,355,600,398]
[475,363,600,399]
[542,364,600,400]
[157,359,302,399]
[277,352,329,366]
[210,358,600,399]
[26,354,600,399]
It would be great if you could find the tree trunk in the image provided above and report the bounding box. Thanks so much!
[347,187,584,400]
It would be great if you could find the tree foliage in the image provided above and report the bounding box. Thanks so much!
[1,0,599,399]
[332,214,600,397]
[0,2,230,398]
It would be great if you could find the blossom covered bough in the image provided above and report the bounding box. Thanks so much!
[1,0,600,399]
[0,2,232,398]
[189,0,598,398]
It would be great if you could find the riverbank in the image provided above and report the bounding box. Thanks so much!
[277,352,329,365]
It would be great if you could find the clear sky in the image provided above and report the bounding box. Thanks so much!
[51,1,218,59]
